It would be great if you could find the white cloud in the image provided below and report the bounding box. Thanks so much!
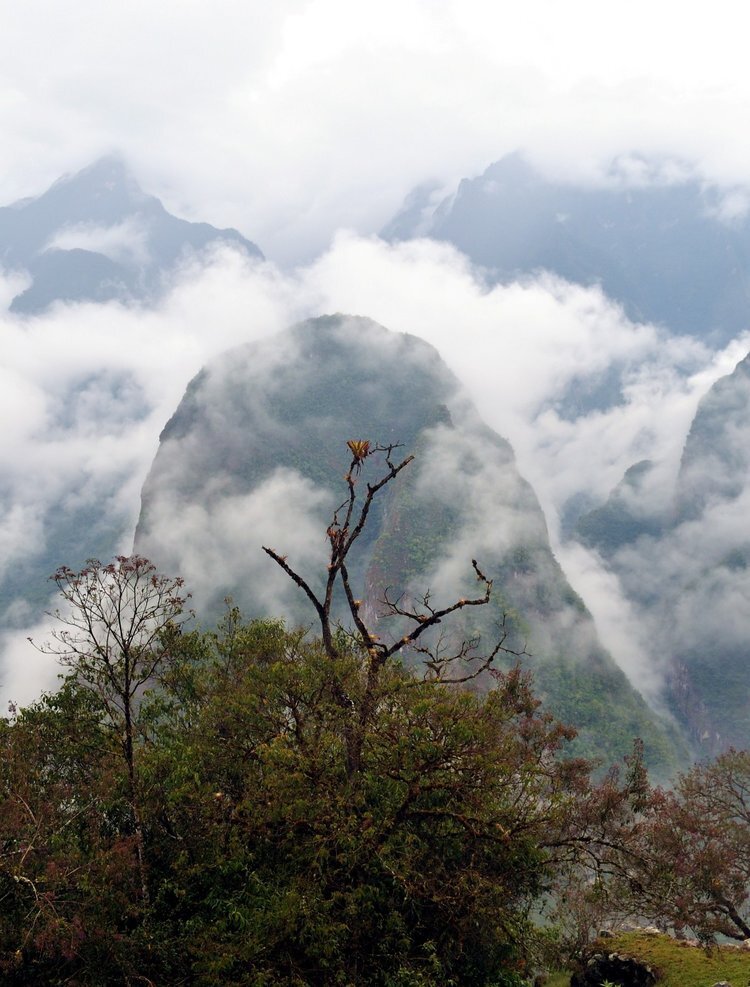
[3,2,750,263]
[138,467,332,618]
[45,218,152,266]
[556,540,664,703]
[300,233,747,528]
[0,232,745,707]
[0,618,62,710]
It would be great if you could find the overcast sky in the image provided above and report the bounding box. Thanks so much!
[4,0,750,263]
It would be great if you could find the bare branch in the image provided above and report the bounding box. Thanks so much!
[263,443,414,662]
[412,613,528,684]
[375,559,502,667]
[262,441,514,775]
[262,547,326,624]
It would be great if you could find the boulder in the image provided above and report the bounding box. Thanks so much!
[571,950,657,987]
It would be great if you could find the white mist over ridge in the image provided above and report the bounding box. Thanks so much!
[0,234,742,707]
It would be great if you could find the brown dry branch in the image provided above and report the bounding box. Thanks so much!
[263,440,523,773]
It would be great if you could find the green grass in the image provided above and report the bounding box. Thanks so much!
[583,930,750,987]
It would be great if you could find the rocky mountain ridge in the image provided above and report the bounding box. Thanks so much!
[384,151,750,344]
[0,155,262,312]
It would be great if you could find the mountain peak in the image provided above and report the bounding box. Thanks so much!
[0,156,263,312]
[134,314,681,772]
[33,154,154,226]
[384,150,750,343]
[52,154,144,196]
[482,151,540,188]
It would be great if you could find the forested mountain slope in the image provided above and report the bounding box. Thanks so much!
[136,314,682,769]
[575,351,750,750]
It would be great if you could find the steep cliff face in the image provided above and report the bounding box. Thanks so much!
[666,352,750,748]
[136,314,681,770]
[677,352,750,519]
[573,351,750,752]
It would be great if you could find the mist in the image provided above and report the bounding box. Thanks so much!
[2,227,745,706]
[4,2,750,267]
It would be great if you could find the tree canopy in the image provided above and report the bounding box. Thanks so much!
[2,441,747,984]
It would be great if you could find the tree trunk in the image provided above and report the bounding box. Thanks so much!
[123,697,149,909]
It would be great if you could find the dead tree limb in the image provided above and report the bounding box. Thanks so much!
[262,440,522,773]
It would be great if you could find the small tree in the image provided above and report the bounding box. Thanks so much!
[625,748,750,941]
[263,441,521,773]
[37,555,191,904]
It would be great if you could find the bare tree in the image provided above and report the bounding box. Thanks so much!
[263,440,522,773]
[36,555,191,905]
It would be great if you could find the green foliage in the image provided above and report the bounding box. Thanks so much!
[1,611,636,985]
[534,657,686,776]
[544,974,572,987]
[0,679,148,984]
[141,623,560,984]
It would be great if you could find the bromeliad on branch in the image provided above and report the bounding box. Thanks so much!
[346,439,371,463]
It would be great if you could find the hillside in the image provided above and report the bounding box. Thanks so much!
[135,313,682,770]
[571,931,750,987]
[574,350,750,751]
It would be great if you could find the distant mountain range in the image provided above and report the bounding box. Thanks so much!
[384,152,750,344]
[0,155,262,312]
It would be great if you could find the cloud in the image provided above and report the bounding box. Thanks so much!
[138,467,332,619]
[4,3,750,264]
[0,233,744,707]
[45,218,152,266]
[0,617,65,711]
[301,233,749,528]
[0,247,302,699]
[555,541,665,703]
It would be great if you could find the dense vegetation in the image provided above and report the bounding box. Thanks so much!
[3,599,667,985]
[4,442,750,984]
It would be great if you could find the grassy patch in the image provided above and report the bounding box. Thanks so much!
[545,972,572,987]
[587,930,750,987]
